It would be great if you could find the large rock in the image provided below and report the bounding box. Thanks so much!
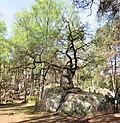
[60,93,91,113]
[42,87,65,112]
[40,87,106,113]
[84,93,105,112]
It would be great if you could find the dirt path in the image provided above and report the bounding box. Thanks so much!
[0,103,120,123]
[0,103,34,123]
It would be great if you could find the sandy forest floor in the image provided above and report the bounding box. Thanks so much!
[0,102,120,123]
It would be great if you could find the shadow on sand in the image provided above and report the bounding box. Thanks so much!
[16,113,88,123]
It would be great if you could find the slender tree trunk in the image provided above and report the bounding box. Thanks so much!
[24,67,27,102]
[30,69,34,97]
[114,53,117,92]
[113,45,119,113]
[0,84,1,104]
[0,63,2,104]
[40,63,44,100]
[110,56,114,91]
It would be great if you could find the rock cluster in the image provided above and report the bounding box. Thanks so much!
[40,87,107,114]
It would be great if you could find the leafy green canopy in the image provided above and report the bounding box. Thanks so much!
[0,20,11,64]
[12,0,62,62]
[92,16,120,90]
